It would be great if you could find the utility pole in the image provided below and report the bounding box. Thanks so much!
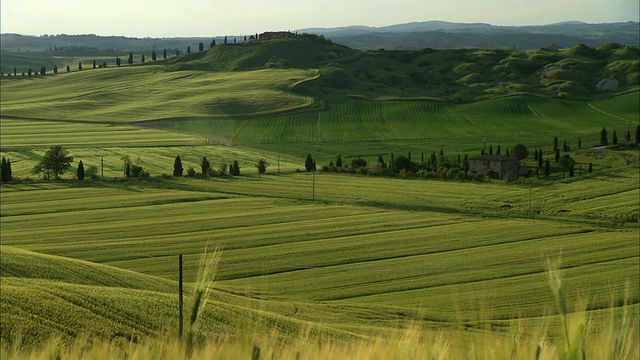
[179,254,183,338]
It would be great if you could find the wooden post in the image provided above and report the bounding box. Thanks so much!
[179,254,183,338]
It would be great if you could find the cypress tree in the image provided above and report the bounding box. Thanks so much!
[538,150,543,169]
[163,49,167,59]
[1,157,8,183]
[612,130,618,145]
[600,127,608,146]
[93,59,96,69]
[77,160,85,180]
[199,42,204,51]
[116,57,121,66]
[555,149,560,163]
[230,160,240,175]
[578,138,582,149]
[141,54,146,63]
[125,162,131,178]
[78,61,82,70]
[173,156,183,177]
[128,52,133,65]
[53,65,58,74]
[421,151,424,163]
[336,154,343,168]
[489,145,493,154]
[563,141,568,152]
[66,65,70,72]
[210,39,216,48]
[588,162,593,173]
[553,136,558,152]
[305,154,315,172]
[201,156,211,175]
[544,159,550,177]
[152,50,157,61]
[187,46,191,54]
[496,146,501,155]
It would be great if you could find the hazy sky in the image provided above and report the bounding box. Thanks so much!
[2,0,638,37]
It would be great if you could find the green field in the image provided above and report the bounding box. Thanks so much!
[0,42,638,357]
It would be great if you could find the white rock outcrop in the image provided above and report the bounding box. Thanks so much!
[595,78,619,90]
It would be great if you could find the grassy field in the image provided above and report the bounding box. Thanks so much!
[0,45,638,357]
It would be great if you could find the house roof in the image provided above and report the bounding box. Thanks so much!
[470,154,519,162]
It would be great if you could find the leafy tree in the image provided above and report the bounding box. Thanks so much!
[141,54,146,63]
[186,168,196,177]
[86,165,100,180]
[199,42,204,52]
[336,154,343,168]
[77,160,85,180]
[218,163,228,175]
[28,68,32,76]
[558,154,575,178]
[102,61,107,68]
[511,144,529,162]
[351,158,367,169]
[31,145,73,180]
[612,130,618,145]
[78,61,82,70]
[173,155,183,177]
[128,52,133,65]
[40,66,46,75]
[201,156,211,176]
[1,157,13,183]
[152,50,157,61]
[544,159,550,177]
[393,155,413,173]
[600,127,608,146]
[229,160,240,176]
[256,159,269,174]
[377,155,386,169]
[116,57,121,66]
[305,154,315,172]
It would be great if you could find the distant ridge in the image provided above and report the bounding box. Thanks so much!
[297,20,640,50]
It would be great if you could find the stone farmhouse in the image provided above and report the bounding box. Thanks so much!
[469,154,520,179]
[259,31,296,41]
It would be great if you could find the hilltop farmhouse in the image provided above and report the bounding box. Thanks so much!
[469,154,520,179]
[259,31,296,41]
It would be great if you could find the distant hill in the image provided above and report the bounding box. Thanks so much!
[298,21,640,50]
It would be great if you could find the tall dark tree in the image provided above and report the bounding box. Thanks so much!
[377,155,386,169]
[430,151,437,169]
[93,59,96,69]
[578,138,582,149]
[496,146,501,155]
[544,159,550,177]
[488,145,493,155]
[229,160,240,175]
[555,149,560,163]
[553,136,558,152]
[40,66,46,75]
[31,145,73,180]
[534,149,539,162]
[612,130,618,145]
[28,69,32,76]
[78,61,82,70]
[421,151,425,163]
[151,50,157,61]
[77,160,85,180]
[210,39,216,48]
[1,157,12,183]
[66,65,70,72]
[173,156,183,177]
[201,156,211,175]
[636,125,640,144]
[256,159,269,174]
[176,49,180,56]
[163,49,167,59]
[588,162,593,173]
[389,152,395,172]
[116,57,121,66]
[187,46,191,54]
[600,127,608,146]
[463,154,469,173]
[569,163,575,178]
[141,54,146,63]
[563,141,568,152]
[53,65,58,74]
[336,154,343,168]
[128,52,134,65]
[13,66,16,76]
[305,154,315,172]
[538,151,543,169]
[199,42,204,52]
[224,36,228,44]
[102,61,107,68]
[625,130,631,144]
